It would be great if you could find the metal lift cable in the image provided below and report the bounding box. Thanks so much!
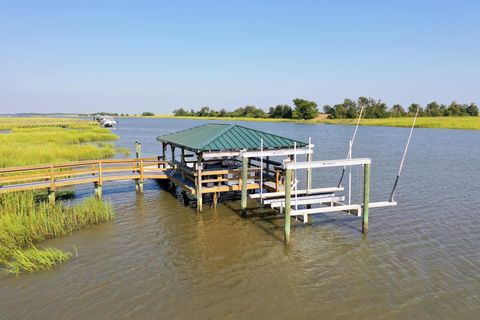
[389,105,420,202]
[337,103,366,187]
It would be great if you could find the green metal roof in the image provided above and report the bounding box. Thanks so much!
[157,123,308,152]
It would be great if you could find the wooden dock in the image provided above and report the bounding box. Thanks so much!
[0,156,268,205]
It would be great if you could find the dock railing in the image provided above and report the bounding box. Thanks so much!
[0,157,170,193]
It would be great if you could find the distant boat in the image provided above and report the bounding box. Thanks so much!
[94,115,118,127]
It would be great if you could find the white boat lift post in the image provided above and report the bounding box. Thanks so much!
[282,157,397,244]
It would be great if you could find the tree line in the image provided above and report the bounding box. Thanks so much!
[174,97,478,120]
[173,98,320,120]
[323,97,479,119]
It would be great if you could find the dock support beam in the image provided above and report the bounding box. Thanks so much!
[48,188,55,205]
[241,155,248,218]
[135,142,143,193]
[284,168,292,244]
[94,182,103,199]
[362,163,371,235]
[196,153,203,212]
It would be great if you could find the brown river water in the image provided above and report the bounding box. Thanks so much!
[1,118,479,319]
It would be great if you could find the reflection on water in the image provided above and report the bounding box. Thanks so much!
[1,118,479,319]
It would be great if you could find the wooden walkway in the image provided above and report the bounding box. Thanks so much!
[0,157,169,195]
[0,157,265,204]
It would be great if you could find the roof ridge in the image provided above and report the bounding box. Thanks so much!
[231,124,308,146]
[158,123,210,139]
[199,123,234,149]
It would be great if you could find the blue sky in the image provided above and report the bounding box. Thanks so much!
[0,0,479,113]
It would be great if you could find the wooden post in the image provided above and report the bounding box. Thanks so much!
[196,153,203,212]
[162,142,167,168]
[171,145,176,163]
[212,192,218,209]
[362,163,371,235]
[95,161,103,199]
[284,167,292,244]
[135,142,142,158]
[135,142,142,192]
[241,155,248,218]
[138,159,144,193]
[48,165,55,204]
[181,148,186,180]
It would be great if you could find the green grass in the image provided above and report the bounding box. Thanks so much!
[0,193,114,274]
[0,118,129,167]
[0,117,97,130]
[0,117,121,274]
[323,116,480,130]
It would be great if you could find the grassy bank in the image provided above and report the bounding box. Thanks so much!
[323,116,480,130]
[0,193,113,274]
[142,114,480,130]
[0,118,128,167]
[0,118,120,274]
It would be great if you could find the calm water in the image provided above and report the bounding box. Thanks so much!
[1,118,479,319]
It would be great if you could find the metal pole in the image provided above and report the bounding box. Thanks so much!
[284,168,292,244]
[362,163,371,235]
[306,137,312,193]
[241,154,248,218]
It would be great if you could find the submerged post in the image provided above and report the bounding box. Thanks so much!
[241,154,248,218]
[284,167,292,244]
[362,163,371,235]
[135,142,142,192]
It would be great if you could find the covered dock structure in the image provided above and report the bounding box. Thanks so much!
[156,123,313,213]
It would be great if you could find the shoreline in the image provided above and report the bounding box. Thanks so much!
[123,115,480,130]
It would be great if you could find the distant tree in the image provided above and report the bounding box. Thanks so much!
[344,99,358,118]
[408,104,423,116]
[447,101,465,116]
[425,101,442,117]
[218,108,227,117]
[391,104,406,117]
[466,103,479,116]
[323,105,335,118]
[142,112,155,116]
[270,105,293,118]
[364,98,388,118]
[196,107,211,117]
[173,108,190,116]
[292,98,319,120]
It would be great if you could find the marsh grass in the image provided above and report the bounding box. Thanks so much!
[0,192,114,274]
[0,117,120,274]
[323,116,480,130]
[0,118,129,167]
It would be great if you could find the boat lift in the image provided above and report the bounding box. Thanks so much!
[247,105,420,244]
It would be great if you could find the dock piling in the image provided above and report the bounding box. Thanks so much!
[362,163,371,235]
[241,155,248,217]
[48,188,55,204]
[284,168,292,244]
